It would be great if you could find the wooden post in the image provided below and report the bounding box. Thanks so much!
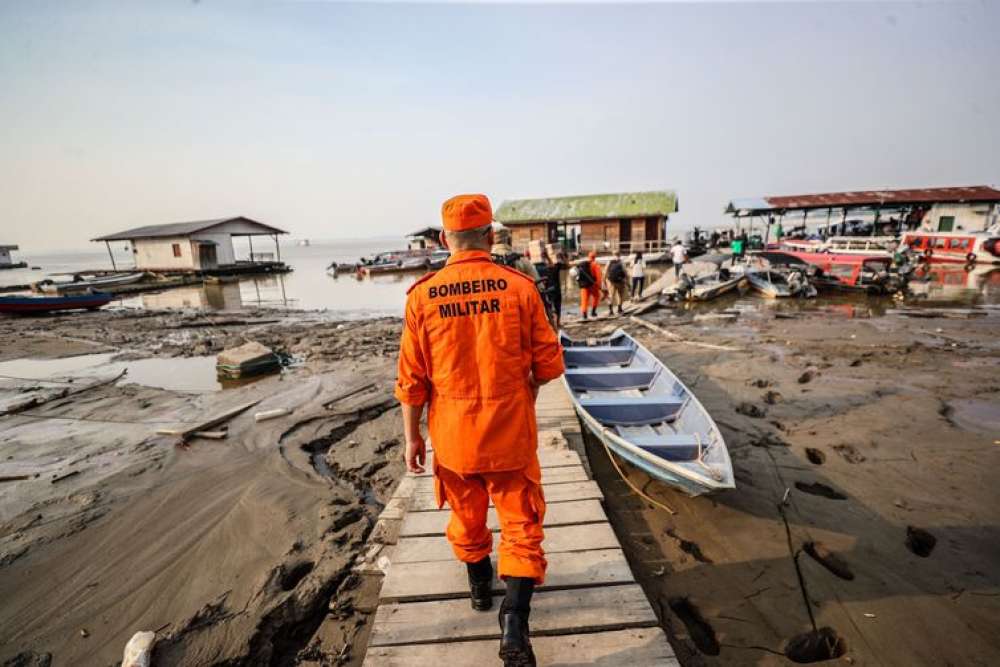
[840,207,848,237]
[825,207,832,237]
[104,240,117,271]
[873,205,881,236]
[248,235,254,263]
[274,234,281,262]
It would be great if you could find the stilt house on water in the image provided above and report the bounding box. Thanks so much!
[91,217,288,273]
[494,190,678,255]
[0,245,26,270]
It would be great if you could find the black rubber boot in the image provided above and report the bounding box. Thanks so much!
[466,557,493,611]
[582,311,588,320]
[590,307,598,317]
[499,577,536,666]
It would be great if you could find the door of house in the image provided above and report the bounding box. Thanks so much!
[938,216,955,232]
[196,243,218,270]
[645,218,660,249]
[618,220,632,253]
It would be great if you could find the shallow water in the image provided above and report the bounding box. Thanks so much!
[0,353,260,392]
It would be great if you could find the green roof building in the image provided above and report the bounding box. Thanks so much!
[495,190,678,255]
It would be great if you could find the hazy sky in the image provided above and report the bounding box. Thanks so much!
[1,0,998,251]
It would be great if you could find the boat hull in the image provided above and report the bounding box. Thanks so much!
[0,292,114,314]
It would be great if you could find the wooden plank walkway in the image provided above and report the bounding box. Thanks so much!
[358,382,678,666]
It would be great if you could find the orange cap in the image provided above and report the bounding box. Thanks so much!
[442,194,493,231]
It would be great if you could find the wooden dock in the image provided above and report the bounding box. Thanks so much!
[356,382,678,665]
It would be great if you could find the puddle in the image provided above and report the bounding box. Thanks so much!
[946,399,1000,436]
[0,353,272,393]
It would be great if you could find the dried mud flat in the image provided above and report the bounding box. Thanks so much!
[0,310,407,666]
[570,303,1000,666]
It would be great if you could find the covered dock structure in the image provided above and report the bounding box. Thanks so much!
[725,185,1000,242]
[92,217,288,273]
[495,190,678,255]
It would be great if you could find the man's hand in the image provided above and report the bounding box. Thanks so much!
[405,435,427,474]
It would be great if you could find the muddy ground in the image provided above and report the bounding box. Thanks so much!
[0,311,406,666]
[568,299,1000,666]
[2,297,999,667]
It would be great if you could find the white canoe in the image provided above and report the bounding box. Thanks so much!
[561,328,735,496]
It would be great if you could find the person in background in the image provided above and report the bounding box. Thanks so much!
[543,251,566,329]
[576,251,602,320]
[629,251,645,299]
[491,223,540,281]
[774,221,784,244]
[603,251,628,316]
[396,194,565,667]
[670,238,688,278]
[730,234,745,266]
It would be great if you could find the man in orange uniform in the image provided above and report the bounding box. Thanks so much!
[580,250,602,319]
[395,194,565,667]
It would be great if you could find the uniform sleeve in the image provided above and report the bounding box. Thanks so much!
[394,295,430,406]
[526,289,564,382]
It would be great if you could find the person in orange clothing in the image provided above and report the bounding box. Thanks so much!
[578,250,602,319]
[395,193,564,667]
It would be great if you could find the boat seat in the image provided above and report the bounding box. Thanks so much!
[628,433,701,462]
[565,367,657,392]
[563,346,635,367]
[579,396,684,426]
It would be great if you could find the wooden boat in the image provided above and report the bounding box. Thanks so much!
[745,268,817,298]
[37,272,146,294]
[560,329,734,496]
[663,268,745,302]
[0,291,114,314]
[763,250,904,294]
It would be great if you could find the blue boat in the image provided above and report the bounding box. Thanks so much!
[561,328,735,496]
[0,291,114,314]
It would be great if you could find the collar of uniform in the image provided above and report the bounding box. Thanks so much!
[445,249,492,266]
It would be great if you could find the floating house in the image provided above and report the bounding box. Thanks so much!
[495,190,678,254]
[92,217,288,272]
[406,226,443,250]
[0,245,25,270]
[726,186,1000,236]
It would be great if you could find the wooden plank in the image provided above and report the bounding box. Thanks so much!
[379,548,635,602]
[392,523,620,564]
[399,499,606,537]
[413,448,581,478]
[369,584,657,647]
[408,480,603,511]
[362,628,678,666]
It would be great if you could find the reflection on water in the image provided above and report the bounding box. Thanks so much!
[0,353,268,392]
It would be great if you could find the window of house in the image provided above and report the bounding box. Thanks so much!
[938,216,955,232]
[933,237,948,248]
[172,243,182,257]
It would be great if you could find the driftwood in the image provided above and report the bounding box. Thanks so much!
[156,399,261,445]
[628,316,739,352]
[168,319,281,329]
[0,369,128,417]
[51,470,80,484]
[322,382,379,410]
[254,408,292,422]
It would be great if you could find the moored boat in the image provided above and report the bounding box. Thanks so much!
[663,267,746,302]
[745,267,817,298]
[36,272,146,294]
[0,291,114,314]
[900,229,1000,265]
[760,250,905,294]
[561,329,734,496]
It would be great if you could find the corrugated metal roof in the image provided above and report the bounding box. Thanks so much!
[407,226,442,237]
[92,217,287,242]
[726,186,1000,215]
[495,191,677,224]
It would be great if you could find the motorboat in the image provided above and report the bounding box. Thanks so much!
[662,267,746,302]
[35,272,146,294]
[745,267,817,298]
[561,329,735,496]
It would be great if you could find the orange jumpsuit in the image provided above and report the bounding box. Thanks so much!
[395,249,565,583]
[580,259,602,314]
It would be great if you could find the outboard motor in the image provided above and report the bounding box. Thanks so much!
[675,272,696,300]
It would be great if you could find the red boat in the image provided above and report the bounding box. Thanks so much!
[0,291,114,314]
[758,250,899,294]
[900,230,1000,265]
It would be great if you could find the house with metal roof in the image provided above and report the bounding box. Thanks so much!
[725,186,1000,237]
[495,190,678,254]
[92,217,287,272]
[0,245,26,270]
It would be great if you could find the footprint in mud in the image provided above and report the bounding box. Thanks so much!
[280,561,315,591]
[804,448,826,465]
[784,627,847,663]
[668,597,719,656]
[803,541,854,580]
[832,444,866,464]
[906,526,937,557]
[764,390,783,405]
[794,481,847,500]
[736,402,766,418]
